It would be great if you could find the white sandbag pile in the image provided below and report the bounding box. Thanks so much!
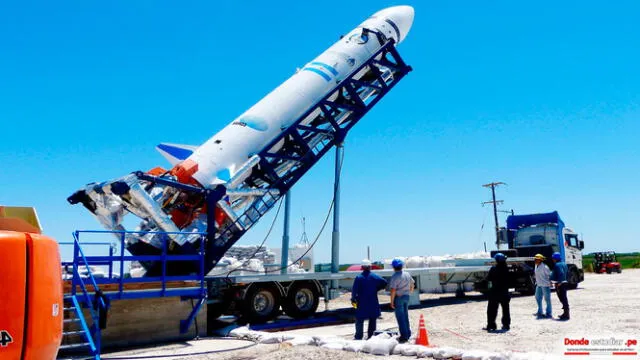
[453,251,491,259]
[228,327,558,359]
[362,333,399,356]
[225,245,276,264]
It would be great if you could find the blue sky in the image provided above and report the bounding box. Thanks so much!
[1,1,638,263]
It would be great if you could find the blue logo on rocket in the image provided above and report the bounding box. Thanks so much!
[233,116,269,131]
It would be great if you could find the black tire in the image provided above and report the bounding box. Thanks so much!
[242,285,282,323]
[606,267,612,274]
[283,282,320,319]
[617,267,622,274]
[567,269,579,289]
[518,274,536,295]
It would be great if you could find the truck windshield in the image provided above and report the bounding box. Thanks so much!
[514,224,560,252]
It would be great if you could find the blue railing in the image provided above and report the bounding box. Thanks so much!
[64,230,207,301]
[60,229,208,349]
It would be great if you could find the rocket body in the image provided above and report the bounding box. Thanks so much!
[172,6,415,187]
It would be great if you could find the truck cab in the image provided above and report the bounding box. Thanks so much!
[502,211,585,288]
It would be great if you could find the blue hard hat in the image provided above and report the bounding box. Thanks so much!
[552,252,562,261]
[391,258,404,268]
[494,253,506,261]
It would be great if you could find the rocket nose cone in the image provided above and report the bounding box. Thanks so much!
[374,5,415,44]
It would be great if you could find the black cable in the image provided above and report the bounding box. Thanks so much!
[224,147,346,275]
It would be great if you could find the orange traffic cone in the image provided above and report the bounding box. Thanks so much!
[415,314,430,346]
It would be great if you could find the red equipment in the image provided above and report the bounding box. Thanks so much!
[592,251,622,274]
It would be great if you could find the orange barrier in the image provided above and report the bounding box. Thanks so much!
[0,231,63,360]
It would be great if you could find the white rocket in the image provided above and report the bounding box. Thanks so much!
[157,6,414,188]
[69,6,414,256]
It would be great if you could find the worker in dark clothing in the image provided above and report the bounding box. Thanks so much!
[351,259,388,340]
[484,252,511,331]
[550,252,570,320]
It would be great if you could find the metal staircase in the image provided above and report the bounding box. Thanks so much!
[58,231,208,359]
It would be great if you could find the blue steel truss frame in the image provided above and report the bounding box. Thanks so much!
[113,39,411,275]
[208,39,412,268]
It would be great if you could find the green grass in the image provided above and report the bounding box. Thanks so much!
[583,252,640,272]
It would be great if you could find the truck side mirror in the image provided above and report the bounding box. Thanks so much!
[579,240,584,250]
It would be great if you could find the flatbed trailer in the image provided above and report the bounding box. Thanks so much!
[204,265,494,323]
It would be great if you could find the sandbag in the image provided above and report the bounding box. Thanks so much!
[362,333,399,356]
[228,326,264,342]
[313,336,347,347]
[393,343,423,355]
[283,335,315,346]
[433,347,464,359]
[321,342,347,350]
[417,347,436,358]
[343,340,366,353]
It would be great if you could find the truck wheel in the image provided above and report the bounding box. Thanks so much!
[283,282,320,319]
[606,267,612,274]
[617,267,622,274]
[567,269,579,289]
[243,285,281,323]
[519,275,536,295]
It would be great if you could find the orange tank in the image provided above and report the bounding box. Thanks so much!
[0,231,63,360]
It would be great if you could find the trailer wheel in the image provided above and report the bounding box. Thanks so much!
[283,282,320,319]
[519,275,536,295]
[243,285,281,323]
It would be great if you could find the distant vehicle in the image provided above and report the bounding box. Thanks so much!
[592,251,622,274]
[345,263,383,272]
[478,211,585,294]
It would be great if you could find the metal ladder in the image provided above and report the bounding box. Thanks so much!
[57,295,100,360]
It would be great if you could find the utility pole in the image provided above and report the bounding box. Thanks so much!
[482,182,506,249]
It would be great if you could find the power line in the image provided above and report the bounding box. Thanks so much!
[482,182,506,249]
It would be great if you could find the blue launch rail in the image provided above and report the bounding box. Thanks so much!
[208,38,412,268]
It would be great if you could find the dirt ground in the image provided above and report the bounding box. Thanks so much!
[105,269,640,359]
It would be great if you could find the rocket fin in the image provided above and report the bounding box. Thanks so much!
[156,143,199,166]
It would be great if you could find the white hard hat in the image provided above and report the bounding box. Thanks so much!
[361,259,372,267]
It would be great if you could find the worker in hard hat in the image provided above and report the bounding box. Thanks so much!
[484,253,511,332]
[533,254,552,318]
[389,258,414,343]
[550,252,570,320]
[351,259,387,340]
